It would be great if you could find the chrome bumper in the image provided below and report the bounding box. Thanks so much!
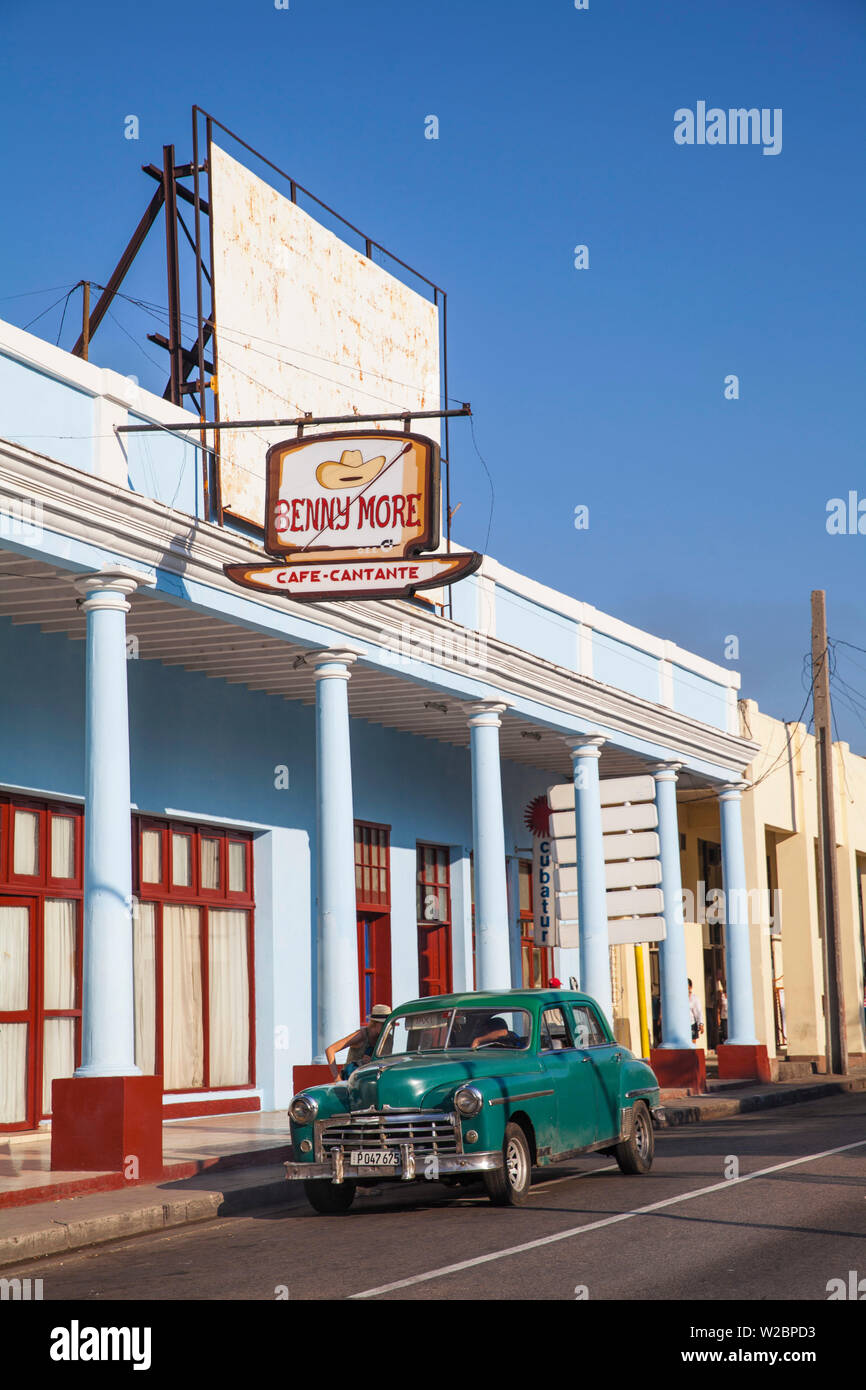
[285,1149,503,1183]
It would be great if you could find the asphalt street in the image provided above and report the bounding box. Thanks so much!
[9,1091,866,1302]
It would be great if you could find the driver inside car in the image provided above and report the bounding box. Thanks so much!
[470,1014,514,1049]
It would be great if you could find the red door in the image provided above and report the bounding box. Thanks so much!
[418,922,452,997]
[0,896,38,1130]
[357,912,392,1022]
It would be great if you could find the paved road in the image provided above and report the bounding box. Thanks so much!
[10,1091,866,1302]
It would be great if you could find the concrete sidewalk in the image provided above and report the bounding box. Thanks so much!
[2,1072,865,1271]
[657,1069,866,1125]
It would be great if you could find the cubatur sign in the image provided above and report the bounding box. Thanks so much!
[224,431,481,602]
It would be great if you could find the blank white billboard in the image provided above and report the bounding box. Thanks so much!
[209,142,441,528]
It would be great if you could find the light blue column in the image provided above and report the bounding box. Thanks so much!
[719,783,758,1044]
[567,736,612,1026]
[653,762,693,1049]
[313,649,360,1058]
[74,567,154,1077]
[467,702,512,990]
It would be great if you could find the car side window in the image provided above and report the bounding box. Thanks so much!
[571,1004,606,1048]
[540,1006,571,1052]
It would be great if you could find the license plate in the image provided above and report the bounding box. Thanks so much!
[349,1150,400,1167]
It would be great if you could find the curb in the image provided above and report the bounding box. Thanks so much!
[657,1074,866,1127]
[0,1164,302,1271]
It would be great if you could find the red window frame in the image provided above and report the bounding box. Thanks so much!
[0,795,83,1131]
[416,843,453,997]
[354,822,391,1022]
[354,821,390,912]
[133,817,256,1093]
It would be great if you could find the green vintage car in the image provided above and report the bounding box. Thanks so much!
[285,989,663,1213]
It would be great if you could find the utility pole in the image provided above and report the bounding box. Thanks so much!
[811,589,847,1075]
[81,281,90,362]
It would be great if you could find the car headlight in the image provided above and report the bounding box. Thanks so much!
[289,1093,318,1125]
[454,1085,483,1117]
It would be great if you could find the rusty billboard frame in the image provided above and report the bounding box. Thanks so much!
[71,106,456,576]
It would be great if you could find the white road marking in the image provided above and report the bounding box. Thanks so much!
[349,1135,866,1299]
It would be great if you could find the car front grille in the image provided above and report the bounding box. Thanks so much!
[317,1111,460,1158]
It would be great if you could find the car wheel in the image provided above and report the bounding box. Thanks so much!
[614,1101,654,1175]
[483,1122,533,1206]
[303,1179,357,1214]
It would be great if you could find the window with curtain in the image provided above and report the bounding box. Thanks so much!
[133,819,254,1093]
[0,796,83,1130]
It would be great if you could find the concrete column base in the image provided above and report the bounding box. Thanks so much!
[51,1075,164,1179]
[717,1043,772,1082]
[650,1047,707,1093]
[293,1064,333,1093]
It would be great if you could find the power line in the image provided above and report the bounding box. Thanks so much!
[22,289,79,332]
[0,282,77,303]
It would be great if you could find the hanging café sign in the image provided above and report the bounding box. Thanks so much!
[224,431,481,602]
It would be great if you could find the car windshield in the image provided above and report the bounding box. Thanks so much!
[376,1008,532,1056]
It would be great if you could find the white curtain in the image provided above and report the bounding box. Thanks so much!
[44,899,76,1010]
[227,842,246,893]
[0,905,29,1010]
[141,829,162,884]
[40,901,78,1116]
[171,835,191,889]
[0,892,29,1120]
[50,817,75,880]
[13,811,39,876]
[201,838,220,891]
[162,905,203,1089]
[0,1023,27,1124]
[42,1018,75,1115]
[208,910,250,1086]
[133,902,157,1075]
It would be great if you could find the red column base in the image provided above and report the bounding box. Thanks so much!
[650,1047,707,1093]
[716,1043,772,1082]
[293,1065,333,1093]
[51,1075,164,1180]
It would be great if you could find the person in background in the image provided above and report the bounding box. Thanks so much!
[651,992,662,1047]
[717,979,728,1044]
[688,978,704,1043]
[326,1004,391,1081]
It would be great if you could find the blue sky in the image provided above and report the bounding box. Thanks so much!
[2,0,865,747]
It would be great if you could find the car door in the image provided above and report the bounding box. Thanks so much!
[571,1003,622,1144]
[538,1005,597,1156]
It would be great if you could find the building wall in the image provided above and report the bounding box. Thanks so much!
[0,614,556,1110]
[742,701,866,1065]
[617,705,866,1068]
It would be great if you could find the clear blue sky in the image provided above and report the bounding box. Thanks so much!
[2,0,865,747]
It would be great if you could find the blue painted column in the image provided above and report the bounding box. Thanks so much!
[567,735,612,1026]
[467,702,512,990]
[74,567,154,1077]
[718,783,758,1044]
[313,649,360,1058]
[653,762,693,1049]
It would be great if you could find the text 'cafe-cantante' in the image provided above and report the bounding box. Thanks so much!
[0,324,761,1179]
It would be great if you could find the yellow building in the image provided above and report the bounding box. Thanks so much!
[614,700,866,1076]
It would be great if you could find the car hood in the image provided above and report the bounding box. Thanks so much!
[345,1050,538,1112]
